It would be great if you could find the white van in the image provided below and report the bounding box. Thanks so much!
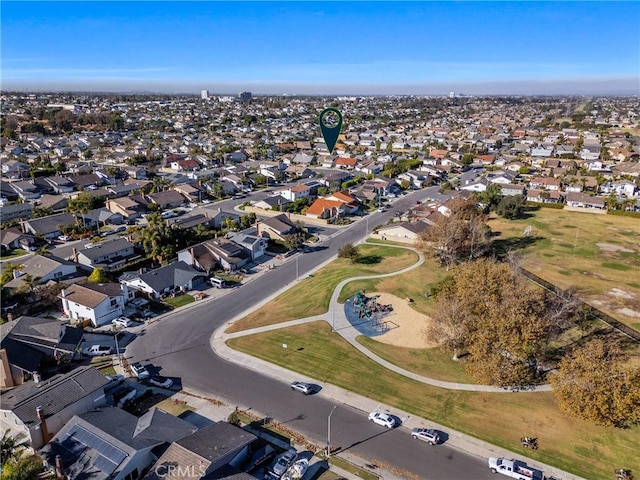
[210,277,226,288]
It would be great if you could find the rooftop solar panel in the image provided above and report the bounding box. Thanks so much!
[67,425,127,465]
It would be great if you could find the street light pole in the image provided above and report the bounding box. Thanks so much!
[327,405,337,456]
[296,255,299,281]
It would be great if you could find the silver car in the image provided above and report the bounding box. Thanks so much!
[270,449,297,478]
[290,381,313,395]
[411,427,440,445]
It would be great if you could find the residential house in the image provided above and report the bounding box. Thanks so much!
[325,190,360,214]
[146,190,187,210]
[277,184,311,202]
[142,422,257,480]
[106,195,149,220]
[178,238,251,272]
[119,261,208,299]
[291,153,314,165]
[335,157,357,169]
[529,176,562,191]
[525,189,563,204]
[199,207,241,229]
[306,198,345,220]
[0,366,108,448]
[8,181,41,200]
[372,221,429,244]
[40,407,196,480]
[22,213,78,240]
[85,207,124,229]
[1,160,29,178]
[565,192,606,209]
[37,194,69,212]
[1,202,34,223]
[173,183,203,203]
[500,184,526,196]
[0,227,36,252]
[3,254,78,291]
[60,282,133,327]
[460,178,490,193]
[0,316,84,389]
[227,231,268,262]
[170,159,200,172]
[75,238,138,272]
[284,165,314,180]
[252,195,291,211]
[41,176,76,194]
[600,180,637,198]
[256,214,297,241]
[167,213,213,230]
[397,170,429,189]
[66,173,103,190]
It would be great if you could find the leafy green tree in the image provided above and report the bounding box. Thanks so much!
[1,431,28,466]
[338,243,360,263]
[88,267,109,283]
[496,195,525,219]
[551,340,640,428]
[0,454,43,480]
[477,183,502,210]
[461,153,475,166]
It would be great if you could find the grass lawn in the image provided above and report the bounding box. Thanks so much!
[357,336,472,383]
[226,244,418,333]
[228,321,640,480]
[489,208,640,327]
[0,249,27,260]
[164,294,196,308]
[154,397,194,417]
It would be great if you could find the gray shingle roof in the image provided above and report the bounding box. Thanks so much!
[176,422,256,462]
[78,238,134,261]
[0,366,109,427]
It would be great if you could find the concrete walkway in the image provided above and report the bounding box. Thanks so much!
[219,244,552,393]
[211,242,580,480]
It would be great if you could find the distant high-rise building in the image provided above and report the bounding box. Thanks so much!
[201,89,209,99]
[449,91,455,98]
[238,91,252,101]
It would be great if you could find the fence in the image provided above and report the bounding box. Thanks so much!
[518,268,640,342]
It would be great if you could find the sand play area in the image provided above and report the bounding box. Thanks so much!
[357,292,438,349]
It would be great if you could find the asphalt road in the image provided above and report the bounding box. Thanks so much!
[124,189,495,479]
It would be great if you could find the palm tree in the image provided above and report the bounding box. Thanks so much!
[1,431,28,466]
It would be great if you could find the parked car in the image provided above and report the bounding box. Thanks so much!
[411,427,440,445]
[290,381,313,395]
[58,235,70,242]
[130,362,150,379]
[210,276,226,288]
[83,345,113,356]
[368,411,396,428]
[148,375,173,388]
[112,316,132,328]
[270,449,297,478]
[105,374,125,385]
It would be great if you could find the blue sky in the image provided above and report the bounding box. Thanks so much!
[2,1,639,95]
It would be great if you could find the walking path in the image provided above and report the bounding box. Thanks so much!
[210,242,580,480]
[219,244,551,393]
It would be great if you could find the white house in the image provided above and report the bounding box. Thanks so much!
[60,282,133,327]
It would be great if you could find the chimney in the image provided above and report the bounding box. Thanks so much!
[55,455,64,479]
[189,248,195,267]
[36,406,51,443]
[255,221,259,236]
[72,248,78,263]
[61,289,66,298]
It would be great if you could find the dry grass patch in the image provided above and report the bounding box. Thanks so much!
[490,208,640,327]
[227,321,640,479]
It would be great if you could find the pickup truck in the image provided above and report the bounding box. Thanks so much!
[83,345,113,356]
[488,457,543,480]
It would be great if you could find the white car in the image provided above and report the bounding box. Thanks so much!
[290,381,313,395]
[130,362,150,379]
[58,235,70,242]
[368,411,396,428]
[112,316,132,328]
[148,375,173,388]
[83,345,113,356]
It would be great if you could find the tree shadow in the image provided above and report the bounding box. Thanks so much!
[355,255,383,265]
[491,235,543,258]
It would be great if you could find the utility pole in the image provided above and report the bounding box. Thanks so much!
[327,405,337,456]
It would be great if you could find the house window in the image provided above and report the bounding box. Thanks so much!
[110,299,118,307]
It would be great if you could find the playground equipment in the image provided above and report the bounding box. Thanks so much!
[352,291,394,327]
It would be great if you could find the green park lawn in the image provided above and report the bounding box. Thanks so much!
[489,208,640,327]
[228,321,640,480]
[226,244,418,333]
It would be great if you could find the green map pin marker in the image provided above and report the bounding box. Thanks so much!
[319,107,343,155]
